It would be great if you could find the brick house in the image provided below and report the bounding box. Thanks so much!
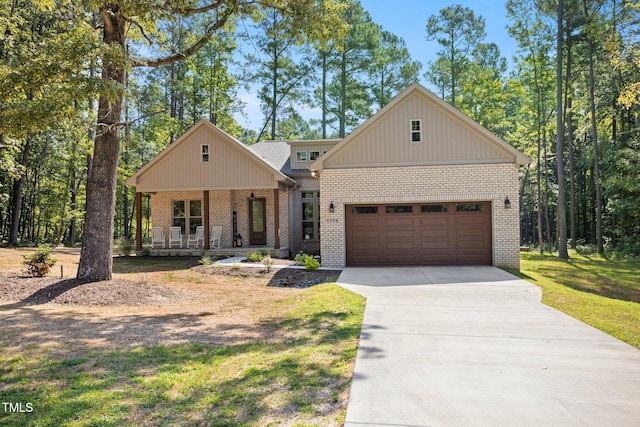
[127,83,529,268]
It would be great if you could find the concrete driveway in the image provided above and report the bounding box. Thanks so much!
[338,266,640,427]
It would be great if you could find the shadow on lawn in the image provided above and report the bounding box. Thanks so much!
[112,256,201,273]
[0,305,364,426]
[521,254,640,303]
[557,261,640,303]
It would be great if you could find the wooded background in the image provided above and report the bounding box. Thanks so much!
[2,0,639,259]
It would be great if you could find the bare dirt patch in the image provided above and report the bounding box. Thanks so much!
[0,248,342,348]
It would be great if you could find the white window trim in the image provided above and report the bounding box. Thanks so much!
[296,151,308,162]
[201,144,210,162]
[310,151,320,161]
[410,119,422,143]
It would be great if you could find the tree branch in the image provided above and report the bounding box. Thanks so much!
[130,9,232,67]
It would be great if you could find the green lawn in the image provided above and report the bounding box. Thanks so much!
[506,252,640,350]
[0,284,365,427]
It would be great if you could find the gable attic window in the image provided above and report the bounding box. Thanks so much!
[411,119,422,143]
[201,144,210,162]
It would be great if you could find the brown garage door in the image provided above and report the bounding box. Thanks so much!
[346,202,492,266]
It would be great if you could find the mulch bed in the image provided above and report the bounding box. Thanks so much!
[0,265,341,307]
[0,274,190,306]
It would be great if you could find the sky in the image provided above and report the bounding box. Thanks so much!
[236,1,519,134]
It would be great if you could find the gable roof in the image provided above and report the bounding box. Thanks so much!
[310,83,530,172]
[126,120,295,192]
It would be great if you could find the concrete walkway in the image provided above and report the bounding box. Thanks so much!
[338,266,640,427]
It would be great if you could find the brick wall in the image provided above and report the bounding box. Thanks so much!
[319,163,521,269]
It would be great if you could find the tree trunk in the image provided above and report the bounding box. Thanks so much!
[339,51,347,138]
[10,134,32,246]
[77,6,126,282]
[556,0,569,259]
[582,0,604,255]
[322,51,327,139]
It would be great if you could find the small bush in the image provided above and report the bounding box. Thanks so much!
[262,255,275,273]
[295,252,320,270]
[576,243,598,256]
[117,238,135,257]
[199,255,212,265]
[246,251,265,263]
[141,247,151,256]
[304,256,320,271]
[23,247,57,277]
[294,252,312,266]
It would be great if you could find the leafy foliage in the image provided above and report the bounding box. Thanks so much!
[23,247,57,277]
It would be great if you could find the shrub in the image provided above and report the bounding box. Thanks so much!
[294,252,312,266]
[576,243,598,256]
[262,255,275,273]
[199,255,212,265]
[141,247,151,256]
[295,252,320,270]
[23,247,57,277]
[116,238,135,256]
[246,251,265,263]
[304,256,320,271]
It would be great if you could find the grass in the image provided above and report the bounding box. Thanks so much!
[506,251,640,350]
[0,284,365,426]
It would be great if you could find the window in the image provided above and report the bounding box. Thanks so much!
[296,151,307,162]
[422,204,448,213]
[302,191,320,240]
[201,144,209,162]
[310,151,320,161]
[411,119,422,142]
[456,203,484,212]
[386,205,413,213]
[173,200,202,233]
[351,206,378,214]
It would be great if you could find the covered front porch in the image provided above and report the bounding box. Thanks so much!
[146,246,290,258]
[133,187,291,257]
[125,120,297,258]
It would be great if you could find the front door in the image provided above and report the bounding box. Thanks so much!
[249,198,267,245]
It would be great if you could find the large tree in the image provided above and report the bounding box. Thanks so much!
[425,4,486,107]
[77,0,347,281]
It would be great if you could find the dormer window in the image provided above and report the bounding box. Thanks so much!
[310,151,320,161]
[296,151,307,162]
[411,120,422,143]
[201,144,210,162]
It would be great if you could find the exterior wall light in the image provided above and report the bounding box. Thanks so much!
[250,192,255,202]
[504,196,511,209]
[329,202,335,213]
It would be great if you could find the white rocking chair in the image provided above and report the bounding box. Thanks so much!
[187,226,205,248]
[168,226,183,248]
[210,226,222,249]
[151,227,165,248]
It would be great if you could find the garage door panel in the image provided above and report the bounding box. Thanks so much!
[386,241,415,250]
[346,202,491,266]
[456,240,488,250]
[350,242,382,251]
[455,227,486,238]
[419,217,449,226]
[419,240,451,249]
[385,217,415,227]
[351,229,382,239]
[386,229,415,240]
[351,218,381,227]
[420,229,450,238]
